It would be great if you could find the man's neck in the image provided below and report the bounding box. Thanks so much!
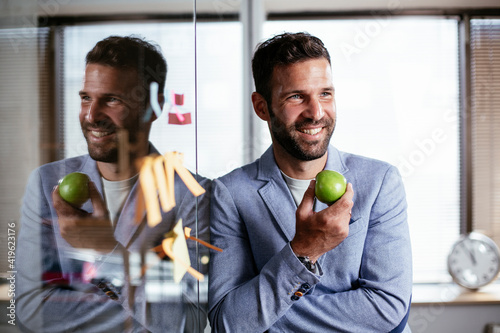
[273,145,328,180]
[97,161,137,181]
[97,142,151,181]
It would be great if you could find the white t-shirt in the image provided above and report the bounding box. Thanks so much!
[280,170,314,207]
[101,174,138,226]
[280,170,320,274]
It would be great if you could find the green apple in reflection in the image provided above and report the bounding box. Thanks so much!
[58,172,90,207]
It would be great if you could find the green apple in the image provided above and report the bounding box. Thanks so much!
[58,172,90,207]
[315,170,347,204]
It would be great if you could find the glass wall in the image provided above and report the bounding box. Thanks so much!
[0,1,219,332]
[1,1,500,332]
[55,19,243,331]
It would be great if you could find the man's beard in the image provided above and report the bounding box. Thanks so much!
[269,109,335,161]
[87,142,119,163]
[83,129,119,163]
[81,120,140,163]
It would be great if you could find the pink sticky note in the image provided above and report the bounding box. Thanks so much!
[175,94,184,106]
[168,113,192,125]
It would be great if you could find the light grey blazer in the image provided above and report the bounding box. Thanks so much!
[16,146,211,333]
[208,145,412,332]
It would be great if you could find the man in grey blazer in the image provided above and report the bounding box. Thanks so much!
[16,36,210,332]
[208,32,412,332]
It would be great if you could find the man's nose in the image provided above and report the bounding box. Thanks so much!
[84,101,105,123]
[304,97,325,120]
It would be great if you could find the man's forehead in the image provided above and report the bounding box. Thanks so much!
[84,63,140,78]
[271,59,333,88]
[82,63,141,90]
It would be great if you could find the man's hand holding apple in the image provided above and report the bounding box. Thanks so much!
[290,180,354,264]
[52,181,116,252]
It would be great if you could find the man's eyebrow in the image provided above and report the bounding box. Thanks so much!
[280,89,304,96]
[78,91,125,98]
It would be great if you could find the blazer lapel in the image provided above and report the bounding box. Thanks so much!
[257,147,297,241]
[114,144,160,249]
[113,181,145,249]
[257,146,353,228]
[315,146,363,223]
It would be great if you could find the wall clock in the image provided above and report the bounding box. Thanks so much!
[447,232,500,290]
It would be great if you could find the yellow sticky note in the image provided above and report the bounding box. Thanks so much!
[164,219,191,283]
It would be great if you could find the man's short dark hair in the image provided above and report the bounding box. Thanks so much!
[86,35,167,105]
[251,32,331,105]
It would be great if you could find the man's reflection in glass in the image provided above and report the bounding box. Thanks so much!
[16,35,211,333]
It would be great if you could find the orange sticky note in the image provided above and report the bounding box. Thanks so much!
[164,152,176,209]
[184,227,223,253]
[153,156,172,212]
[139,156,162,227]
[170,152,205,197]
[135,184,146,224]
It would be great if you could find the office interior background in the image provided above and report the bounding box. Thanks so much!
[1,0,500,332]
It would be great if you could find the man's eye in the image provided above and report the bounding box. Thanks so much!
[289,94,301,99]
[81,96,91,102]
[108,97,120,103]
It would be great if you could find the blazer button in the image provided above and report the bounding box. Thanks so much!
[291,295,300,301]
[105,290,118,300]
[301,283,311,290]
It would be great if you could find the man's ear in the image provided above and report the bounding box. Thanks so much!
[252,92,270,121]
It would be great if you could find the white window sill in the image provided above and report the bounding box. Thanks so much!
[412,282,500,306]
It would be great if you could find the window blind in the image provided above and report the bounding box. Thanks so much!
[471,19,500,249]
[0,27,50,275]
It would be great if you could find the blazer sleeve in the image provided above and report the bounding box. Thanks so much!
[16,169,146,333]
[208,166,412,332]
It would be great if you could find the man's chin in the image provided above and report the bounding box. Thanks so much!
[295,136,330,158]
[88,148,118,163]
[283,144,328,161]
[297,150,327,161]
